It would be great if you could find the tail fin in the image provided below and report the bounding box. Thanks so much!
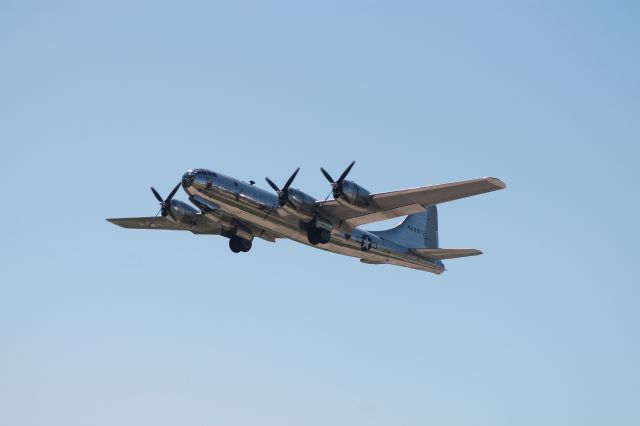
[371,205,439,248]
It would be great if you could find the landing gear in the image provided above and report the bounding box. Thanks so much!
[307,227,331,245]
[229,236,252,253]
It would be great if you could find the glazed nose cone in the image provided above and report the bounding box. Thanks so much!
[182,170,195,188]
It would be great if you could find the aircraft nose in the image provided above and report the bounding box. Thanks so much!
[182,170,195,188]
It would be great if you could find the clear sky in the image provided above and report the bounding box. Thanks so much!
[1,1,638,425]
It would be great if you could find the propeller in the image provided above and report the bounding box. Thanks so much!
[265,168,300,207]
[150,182,181,220]
[320,160,355,199]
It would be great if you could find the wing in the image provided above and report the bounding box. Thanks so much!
[106,214,223,235]
[411,248,482,260]
[318,177,505,229]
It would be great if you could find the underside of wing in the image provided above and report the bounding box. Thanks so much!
[411,248,482,260]
[106,214,223,235]
[318,177,505,229]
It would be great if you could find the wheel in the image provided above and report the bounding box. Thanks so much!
[240,239,252,252]
[230,237,252,253]
[307,228,320,245]
[229,238,241,253]
[318,228,331,244]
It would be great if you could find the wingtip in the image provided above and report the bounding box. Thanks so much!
[486,177,507,189]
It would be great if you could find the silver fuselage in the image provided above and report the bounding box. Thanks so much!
[182,168,445,274]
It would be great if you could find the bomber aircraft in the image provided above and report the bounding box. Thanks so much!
[107,162,505,274]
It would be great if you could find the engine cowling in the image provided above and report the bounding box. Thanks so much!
[166,200,198,225]
[335,180,372,212]
[282,188,317,220]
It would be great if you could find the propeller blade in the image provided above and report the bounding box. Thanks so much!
[150,182,181,220]
[146,207,162,228]
[166,182,181,202]
[320,167,334,184]
[151,187,163,203]
[337,160,355,183]
[282,167,300,192]
[319,188,333,206]
[265,177,280,192]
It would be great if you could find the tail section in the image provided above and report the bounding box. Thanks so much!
[372,205,483,262]
[425,205,438,248]
[410,248,482,259]
[372,205,439,248]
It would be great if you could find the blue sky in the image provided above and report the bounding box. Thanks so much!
[1,1,638,425]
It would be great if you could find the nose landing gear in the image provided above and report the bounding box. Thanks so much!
[229,236,252,253]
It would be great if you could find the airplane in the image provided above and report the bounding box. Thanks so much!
[107,162,506,274]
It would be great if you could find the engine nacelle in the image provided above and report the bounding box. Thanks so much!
[282,188,317,220]
[167,200,198,225]
[336,180,372,212]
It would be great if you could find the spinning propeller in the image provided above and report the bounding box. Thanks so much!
[320,160,355,199]
[265,168,300,207]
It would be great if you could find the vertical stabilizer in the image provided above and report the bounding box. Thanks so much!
[371,205,439,248]
[425,205,438,248]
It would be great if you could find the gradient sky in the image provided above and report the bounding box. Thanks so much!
[1,1,639,425]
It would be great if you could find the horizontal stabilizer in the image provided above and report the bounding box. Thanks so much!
[410,248,482,260]
[360,258,385,265]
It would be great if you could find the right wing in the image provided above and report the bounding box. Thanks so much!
[106,214,223,235]
[318,177,506,229]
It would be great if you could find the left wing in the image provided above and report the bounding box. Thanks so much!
[106,214,223,235]
[318,177,505,230]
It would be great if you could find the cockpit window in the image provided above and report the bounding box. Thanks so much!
[192,169,218,176]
